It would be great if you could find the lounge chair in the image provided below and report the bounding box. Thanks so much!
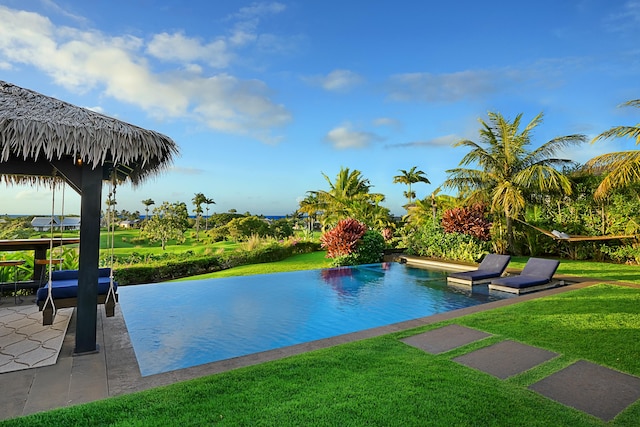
[447,254,511,287]
[488,258,561,294]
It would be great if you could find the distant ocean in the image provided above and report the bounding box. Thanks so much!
[4,214,288,220]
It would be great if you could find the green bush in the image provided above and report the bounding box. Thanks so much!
[270,218,295,239]
[114,240,321,285]
[355,230,385,264]
[400,221,491,263]
[321,219,385,267]
[227,216,270,241]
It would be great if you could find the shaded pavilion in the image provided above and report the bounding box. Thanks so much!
[0,80,179,354]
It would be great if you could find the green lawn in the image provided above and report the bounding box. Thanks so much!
[2,257,639,426]
[172,251,331,280]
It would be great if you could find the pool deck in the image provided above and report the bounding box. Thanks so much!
[0,268,636,421]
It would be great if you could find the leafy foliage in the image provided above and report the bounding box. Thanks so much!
[141,202,189,250]
[320,218,367,259]
[312,167,392,229]
[441,204,492,241]
[320,218,385,266]
[400,220,491,263]
[355,230,386,264]
[444,111,585,251]
[114,240,321,285]
[270,218,295,239]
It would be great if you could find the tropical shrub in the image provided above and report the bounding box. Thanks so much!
[400,220,491,263]
[598,243,640,265]
[441,204,491,241]
[355,230,385,264]
[321,218,385,266]
[321,218,367,259]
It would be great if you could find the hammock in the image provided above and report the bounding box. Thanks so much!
[514,218,637,242]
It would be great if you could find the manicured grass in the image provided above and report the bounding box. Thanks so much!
[5,284,639,426]
[173,251,331,281]
[3,253,640,426]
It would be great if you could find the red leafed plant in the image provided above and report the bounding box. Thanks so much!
[321,218,367,258]
[441,204,492,241]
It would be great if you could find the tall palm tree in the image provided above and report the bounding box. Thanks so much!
[393,166,430,206]
[141,199,155,223]
[192,192,206,240]
[443,111,585,251]
[204,197,216,231]
[585,99,640,199]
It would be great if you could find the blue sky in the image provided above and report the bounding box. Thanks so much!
[1,0,639,217]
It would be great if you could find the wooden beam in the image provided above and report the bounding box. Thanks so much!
[75,164,102,354]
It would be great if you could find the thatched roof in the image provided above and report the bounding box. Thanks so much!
[0,80,179,186]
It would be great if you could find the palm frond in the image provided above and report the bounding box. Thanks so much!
[584,151,640,199]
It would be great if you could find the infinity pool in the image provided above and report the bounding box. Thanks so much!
[119,262,509,376]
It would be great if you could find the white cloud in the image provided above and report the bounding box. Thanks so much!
[605,1,640,32]
[0,5,291,143]
[325,123,382,149]
[387,70,497,102]
[147,32,233,69]
[385,134,460,149]
[373,117,402,129]
[304,69,363,92]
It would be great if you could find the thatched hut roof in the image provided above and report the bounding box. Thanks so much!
[0,80,179,186]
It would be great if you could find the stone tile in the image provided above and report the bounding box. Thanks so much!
[453,340,558,379]
[401,324,492,354]
[530,360,640,422]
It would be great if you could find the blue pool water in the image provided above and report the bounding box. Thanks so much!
[119,262,509,376]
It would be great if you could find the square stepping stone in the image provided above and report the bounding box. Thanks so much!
[530,360,640,422]
[453,340,558,379]
[401,324,491,354]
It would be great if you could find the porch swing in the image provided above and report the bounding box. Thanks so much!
[38,173,119,326]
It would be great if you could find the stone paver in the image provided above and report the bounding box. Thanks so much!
[530,360,640,422]
[453,340,558,379]
[401,324,492,354]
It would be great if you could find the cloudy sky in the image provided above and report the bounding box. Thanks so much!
[1,0,639,216]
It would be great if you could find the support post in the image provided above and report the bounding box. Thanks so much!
[75,165,102,354]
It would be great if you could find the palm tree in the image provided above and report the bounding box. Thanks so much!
[443,111,585,251]
[141,199,155,223]
[203,197,216,231]
[317,167,389,227]
[192,192,206,240]
[298,193,321,232]
[585,99,640,199]
[393,166,430,206]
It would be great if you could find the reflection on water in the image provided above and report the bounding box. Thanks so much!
[119,262,510,376]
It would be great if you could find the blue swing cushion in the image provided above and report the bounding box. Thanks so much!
[36,268,117,303]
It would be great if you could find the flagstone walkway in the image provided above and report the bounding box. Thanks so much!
[402,324,640,422]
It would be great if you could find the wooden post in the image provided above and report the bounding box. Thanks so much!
[75,165,102,354]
